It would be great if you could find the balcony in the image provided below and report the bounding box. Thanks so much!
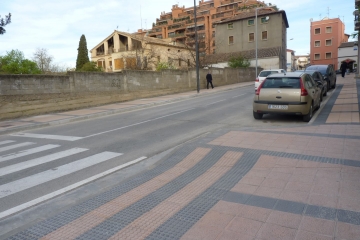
[168,23,186,30]
[173,32,186,38]
[173,16,190,23]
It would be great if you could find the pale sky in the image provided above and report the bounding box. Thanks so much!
[0,0,356,69]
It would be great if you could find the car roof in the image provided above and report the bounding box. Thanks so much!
[306,65,328,69]
[264,72,306,78]
[260,69,284,72]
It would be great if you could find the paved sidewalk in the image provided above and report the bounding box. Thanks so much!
[4,75,360,240]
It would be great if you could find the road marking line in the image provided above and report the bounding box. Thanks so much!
[0,156,147,219]
[205,99,226,106]
[10,133,83,141]
[231,93,246,98]
[0,142,35,153]
[0,141,15,146]
[0,148,88,177]
[0,145,60,163]
[84,108,195,138]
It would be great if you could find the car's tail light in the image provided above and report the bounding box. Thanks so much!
[255,80,265,95]
[300,78,308,96]
[255,77,259,82]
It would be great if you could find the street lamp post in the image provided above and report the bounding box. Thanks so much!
[194,0,200,93]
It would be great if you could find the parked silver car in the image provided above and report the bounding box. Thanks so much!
[253,72,321,122]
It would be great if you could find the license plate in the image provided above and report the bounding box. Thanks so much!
[268,105,288,110]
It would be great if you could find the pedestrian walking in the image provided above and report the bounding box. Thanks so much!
[206,72,214,89]
[340,61,347,78]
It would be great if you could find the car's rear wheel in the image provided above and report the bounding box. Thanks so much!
[332,80,336,89]
[323,89,327,96]
[303,103,313,122]
[327,81,330,91]
[253,111,263,120]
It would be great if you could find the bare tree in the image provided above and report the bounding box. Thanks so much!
[0,13,11,35]
[32,48,54,73]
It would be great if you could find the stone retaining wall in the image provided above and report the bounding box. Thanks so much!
[0,68,257,120]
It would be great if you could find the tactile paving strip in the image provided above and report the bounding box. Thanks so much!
[222,191,360,226]
[75,149,229,240]
[145,151,260,240]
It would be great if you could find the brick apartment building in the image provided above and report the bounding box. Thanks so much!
[147,0,269,55]
[310,17,349,70]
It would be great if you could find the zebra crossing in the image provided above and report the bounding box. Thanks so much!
[0,139,145,220]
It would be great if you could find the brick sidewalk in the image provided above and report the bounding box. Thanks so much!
[4,75,360,239]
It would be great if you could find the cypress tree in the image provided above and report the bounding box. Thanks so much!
[76,34,90,70]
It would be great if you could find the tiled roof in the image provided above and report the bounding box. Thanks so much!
[203,46,282,64]
[90,30,190,51]
[339,41,358,48]
[215,9,289,28]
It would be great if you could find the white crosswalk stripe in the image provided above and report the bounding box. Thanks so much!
[0,148,88,177]
[0,140,15,146]
[0,151,123,198]
[0,142,35,153]
[0,144,60,163]
[10,133,83,141]
[0,140,147,219]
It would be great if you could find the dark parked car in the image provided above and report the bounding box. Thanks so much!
[305,65,336,91]
[304,70,327,100]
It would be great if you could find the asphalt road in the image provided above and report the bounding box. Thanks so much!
[0,85,321,237]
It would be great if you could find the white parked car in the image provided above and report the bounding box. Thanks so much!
[255,69,286,90]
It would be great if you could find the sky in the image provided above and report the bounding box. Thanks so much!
[0,0,356,69]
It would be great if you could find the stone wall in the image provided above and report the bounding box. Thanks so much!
[0,68,257,120]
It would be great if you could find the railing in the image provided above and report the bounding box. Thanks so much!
[173,32,185,38]
[168,24,185,30]
[173,16,190,23]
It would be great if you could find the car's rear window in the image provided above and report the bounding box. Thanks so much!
[262,77,300,89]
[306,66,326,75]
[259,71,278,77]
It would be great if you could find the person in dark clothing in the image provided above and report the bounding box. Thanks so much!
[206,72,214,89]
[340,61,347,78]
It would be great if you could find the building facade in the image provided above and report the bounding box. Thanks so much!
[147,0,268,55]
[214,9,289,70]
[286,49,295,71]
[90,31,195,72]
[310,17,349,70]
[295,55,310,70]
[338,41,358,71]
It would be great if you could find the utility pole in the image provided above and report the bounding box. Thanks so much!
[194,0,200,93]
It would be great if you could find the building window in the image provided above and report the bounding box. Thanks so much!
[229,36,234,44]
[179,59,181,66]
[326,39,332,46]
[249,33,254,42]
[227,23,233,29]
[326,26,332,33]
[315,28,320,34]
[262,31,267,40]
[315,40,320,47]
[314,53,320,60]
[187,59,190,66]
[326,52,332,59]
[261,17,269,23]
[248,19,254,25]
